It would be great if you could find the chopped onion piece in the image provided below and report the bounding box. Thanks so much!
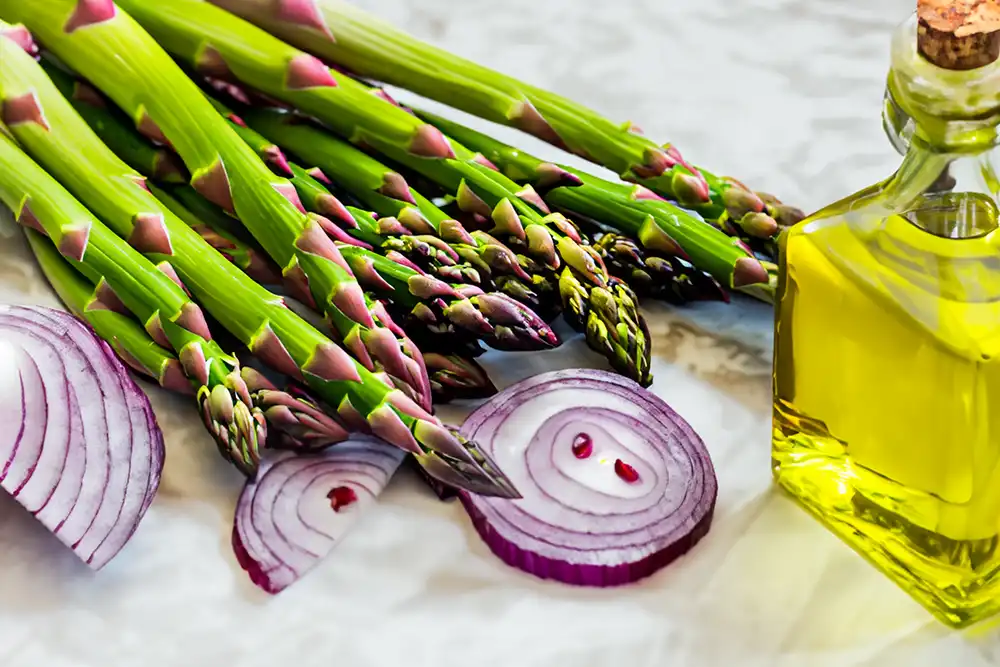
[459,369,717,586]
[232,435,405,593]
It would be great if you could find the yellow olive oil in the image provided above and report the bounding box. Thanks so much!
[772,193,1000,627]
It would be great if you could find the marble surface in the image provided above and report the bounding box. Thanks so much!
[4,0,999,665]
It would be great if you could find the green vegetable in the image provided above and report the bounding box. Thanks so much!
[338,245,560,353]
[38,56,187,184]
[106,0,653,386]
[25,226,192,395]
[239,107,544,304]
[415,111,773,299]
[208,0,805,245]
[150,183,283,286]
[3,0,434,411]
[0,19,517,498]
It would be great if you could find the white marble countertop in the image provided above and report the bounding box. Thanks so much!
[5,0,999,665]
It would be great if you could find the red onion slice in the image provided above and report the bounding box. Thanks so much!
[0,305,164,569]
[459,369,717,586]
[232,435,405,593]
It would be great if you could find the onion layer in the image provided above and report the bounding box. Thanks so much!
[0,305,164,569]
[459,369,717,586]
[232,435,405,593]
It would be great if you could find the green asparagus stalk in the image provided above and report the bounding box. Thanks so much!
[38,56,187,184]
[0,125,265,473]
[416,110,771,298]
[149,183,284,286]
[204,94,292,177]
[338,245,559,353]
[3,1,434,413]
[0,19,517,498]
[207,0,806,247]
[114,0,644,378]
[25,226,193,395]
[27,226,348,451]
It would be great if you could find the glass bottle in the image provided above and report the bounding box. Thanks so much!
[771,11,1000,628]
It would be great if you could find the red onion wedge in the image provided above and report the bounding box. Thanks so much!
[232,435,405,593]
[0,305,164,569]
[458,369,717,587]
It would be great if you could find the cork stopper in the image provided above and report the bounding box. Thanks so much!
[918,1,1000,69]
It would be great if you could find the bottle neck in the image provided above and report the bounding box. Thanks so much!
[868,14,1000,239]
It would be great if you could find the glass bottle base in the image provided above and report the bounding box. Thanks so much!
[773,440,1000,629]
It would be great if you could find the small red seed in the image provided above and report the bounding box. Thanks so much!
[614,459,639,483]
[571,433,593,459]
[327,486,358,512]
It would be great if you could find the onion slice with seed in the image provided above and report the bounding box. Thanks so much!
[232,435,405,593]
[459,369,717,586]
[0,305,164,569]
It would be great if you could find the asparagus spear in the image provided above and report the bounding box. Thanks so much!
[38,56,187,184]
[27,227,347,451]
[0,126,265,473]
[100,0,651,384]
[3,1,434,412]
[0,20,517,498]
[204,87,539,306]
[416,110,770,299]
[207,0,806,248]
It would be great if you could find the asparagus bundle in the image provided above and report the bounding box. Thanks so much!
[0,126,265,472]
[26,227,349,451]
[203,0,806,253]
[0,20,517,497]
[233,105,546,308]
[151,180,503,402]
[3,1,435,413]
[113,0,652,385]
[415,111,773,301]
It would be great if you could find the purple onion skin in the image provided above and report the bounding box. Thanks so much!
[459,492,716,587]
[458,368,718,587]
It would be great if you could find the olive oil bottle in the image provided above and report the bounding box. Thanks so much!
[772,5,1000,628]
